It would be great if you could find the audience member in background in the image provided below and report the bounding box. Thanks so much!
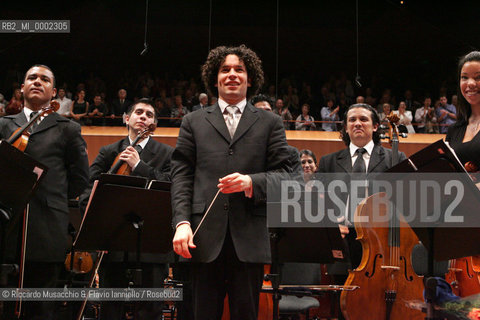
[70,89,89,124]
[0,94,6,116]
[209,96,218,106]
[296,103,316,131]
[451,94,458,109]
[299,149,318,183]
[192,93,208,111]
[273,98,293,130]
[320,98,340,131]
[283,85,300,115]
[5,88,23,115]
[155,98,171,127]
[415,97,436,133]
[403,89,417,113]
[109,89,132,123]
[356,96,365,104]
[394,101,415,133]
[251,93,302,175]
[87,94,107,125]
[378,103,391,125]
[170,95,189,127]
[54,88,72,117]
[183,88,195,110]
[436,94,457,134]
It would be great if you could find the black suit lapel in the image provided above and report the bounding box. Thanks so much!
[140,138,156,162]
[367,145,385,173]
[231,103,259,145]
[205,103,231,143]
[336,148,351,173]
[11,112,27,127]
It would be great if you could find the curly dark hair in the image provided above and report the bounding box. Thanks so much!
[201,45,264,99]
[455,51,480,126]
[250,94,274,108]
[340,103,381,146]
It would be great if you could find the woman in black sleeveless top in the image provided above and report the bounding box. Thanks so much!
[446,51,480,168]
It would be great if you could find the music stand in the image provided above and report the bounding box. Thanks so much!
[0,141,48,285]
[74,174,173,287]
[267,189,349,320]
[385,139,480,320]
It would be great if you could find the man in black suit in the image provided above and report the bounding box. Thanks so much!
[79,98,173,319]
[0,64,89,319]
[317,103,406,269]
[192,93,208,111]
[171,45,291,320]
[108,88,132,125]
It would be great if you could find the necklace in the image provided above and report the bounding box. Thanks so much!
[468,121,480,133]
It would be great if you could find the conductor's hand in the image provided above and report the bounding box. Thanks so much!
[119,146,140,168]
[173,224,195,258]
[217,172,252,194]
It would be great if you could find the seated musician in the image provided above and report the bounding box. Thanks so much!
[79,98,173,320]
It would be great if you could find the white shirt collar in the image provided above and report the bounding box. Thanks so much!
[23,106,43,122]
[349,139,375,158]
[218,98,247,114]
[128,135,150,149]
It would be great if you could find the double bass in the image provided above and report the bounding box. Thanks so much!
[340,113,424,320]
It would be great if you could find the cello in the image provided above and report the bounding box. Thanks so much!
[4,101,59,318]
[340,113,424,320]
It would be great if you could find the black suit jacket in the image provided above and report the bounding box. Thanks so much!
[109,99,132,116]
[79,136,173,211]
[0,112,89,262]
[171,103,291,263]
[317,144,406,175]
[317,143,406,269]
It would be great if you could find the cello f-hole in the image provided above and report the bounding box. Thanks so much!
[365,254,382,278]
[400,256,414,281]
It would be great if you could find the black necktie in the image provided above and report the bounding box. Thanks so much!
[348,148,368,223]
[29,111,40,133]
[352,148,367,173]
[134,144,143,155]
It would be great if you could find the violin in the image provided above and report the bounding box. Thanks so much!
[7,100,59,151]
[108,123,156,175]
[444,161,480,297]
[5,100,59,318]
[340,115,424,320]
[76,124,156,319]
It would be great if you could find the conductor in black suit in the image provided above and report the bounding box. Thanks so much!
[317,103,406,269]
[79,98,173,319]
[0,64,89,319]
[171,45,291,320]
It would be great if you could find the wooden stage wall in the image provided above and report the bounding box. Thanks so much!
[81,126,446,165]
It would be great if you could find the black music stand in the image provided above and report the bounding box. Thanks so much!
[0,141,47,285]
[267,190,348,320]
[385,139,480,320]
[74,174,173,287]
